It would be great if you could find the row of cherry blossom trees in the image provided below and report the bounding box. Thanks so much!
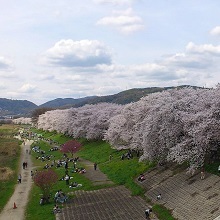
[34,87,220,170]
[13,117,32,125]
[37,103,123,140]
[105,87,220,171]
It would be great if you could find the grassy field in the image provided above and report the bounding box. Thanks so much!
[0,124,21,212]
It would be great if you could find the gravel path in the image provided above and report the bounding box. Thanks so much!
[0,139,34,220]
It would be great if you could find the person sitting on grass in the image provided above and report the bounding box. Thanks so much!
[55,190,68,203]
[69,182,78,188]
[69,182,83,188]
[53,204,61,214]
[79,168,86,174]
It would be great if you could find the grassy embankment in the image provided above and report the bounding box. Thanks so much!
[26,129,177,220]
[0,124,21,211]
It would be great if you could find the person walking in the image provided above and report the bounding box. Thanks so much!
[31,170,34,179]
[22,162,25,169]
[18,174,22,183]
[94,162,97,170]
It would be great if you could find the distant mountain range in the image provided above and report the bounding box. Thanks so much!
[0,85,201,117]
[0,98,37,118]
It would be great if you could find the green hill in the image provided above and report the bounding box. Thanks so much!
[0,98,37,116]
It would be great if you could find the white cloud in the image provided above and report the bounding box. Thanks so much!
[186,42,220,55]
[37,38,220,105]
[210,26,220,36]
[97,8,144,34]
[0,56,16,79]
[43,39,113,67]
[38,74,55,81]
[19,84,37,93]
[93,0,137,5]
[0,56,12,70]
[162,53,211,69]
[0,71,16,79]
[93,85,122,96]
[2,1,220,105]
[0,83,6,90]
[65,74,86,82]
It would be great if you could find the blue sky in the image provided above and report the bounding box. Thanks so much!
[1,0,220,105]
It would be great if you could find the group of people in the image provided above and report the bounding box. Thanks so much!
[22,162,28,169]
[69,166,86,174]
[69,182,82,188]
[18,161,28,183]
[121,149,141,160]
[121,151,133,160]
[144,194,162,219]
[54,189,68,204]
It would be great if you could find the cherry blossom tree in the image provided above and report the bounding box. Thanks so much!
[33,169,58,203]
[105,87,220,171]
[13,117,32,125]
[68,103,122,139]
[60,140,82,156]
[37,103,122,140]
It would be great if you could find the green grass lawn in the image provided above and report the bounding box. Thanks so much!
[205,162,219,176]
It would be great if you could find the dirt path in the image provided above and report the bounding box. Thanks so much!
[79,158,114,186]
[0,139,34,220]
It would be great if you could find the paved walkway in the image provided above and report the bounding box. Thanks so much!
[0,139,34,220]
[137,166,220,220]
